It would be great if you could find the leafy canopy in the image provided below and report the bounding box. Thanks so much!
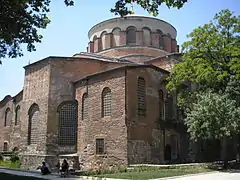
[167,9,240,96]
[111,0,187,17]
[185,91,240,141]
[0,0,187,64]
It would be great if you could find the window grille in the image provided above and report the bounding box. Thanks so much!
[165,95,173,121]
[159,90,164,121]
[58,101,77,146]
[137,77,146,116]
[96,139,104,155]
[102,88,111,117]
[82,93,88,120]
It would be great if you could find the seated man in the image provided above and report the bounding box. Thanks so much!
[41,161,51,175]
[60,159,69,177]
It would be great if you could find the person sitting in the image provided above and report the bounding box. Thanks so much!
[60,159,69,177]
[41,161,51,175]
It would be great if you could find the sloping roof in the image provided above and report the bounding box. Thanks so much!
[0,89,23,108]
[144,52,183,63]
[24,53,132,69]
[73,64,169,85]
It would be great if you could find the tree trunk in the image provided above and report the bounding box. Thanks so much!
[221,136,228,169]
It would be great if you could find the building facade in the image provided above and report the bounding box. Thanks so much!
[0,15,190,171]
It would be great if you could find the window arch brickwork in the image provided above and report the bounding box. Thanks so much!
[15,105,20,125]
[58,101,77,146]
[28,104,40,145]
[112,27,121,47]
[102,88,111,117]
[137,77,146,116]
[126,26,137,45]
[82,93,88,120]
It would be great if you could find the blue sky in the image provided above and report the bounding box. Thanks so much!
[0,0,239,100]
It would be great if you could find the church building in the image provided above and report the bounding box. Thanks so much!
[0,15,190,170]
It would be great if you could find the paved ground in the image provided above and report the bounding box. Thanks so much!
[156,171,240,180]
[1,168,240,180]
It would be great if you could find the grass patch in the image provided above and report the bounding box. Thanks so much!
[0,172,44,180]
[92,165,213,180]
[0,160,20,169]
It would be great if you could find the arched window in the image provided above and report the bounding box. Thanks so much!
[15,105,20,125]
[28,103,40,145]
[82,93,88,120]
[112,27,121,47]
[137,77,146,116]
[102,88,111,117]
[101,31,107,50]
[165,94,173,121]
[126,26,137,44]
[157,29,164,49]
[58,101,77,146]
[4,108,10,127]
[159,90,164,121]
[142,27,151,46]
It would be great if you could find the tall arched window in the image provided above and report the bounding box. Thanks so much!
[3,142,8,151]
[15,105,20,125]
[137,77,146,116]
[28,103,40,145]
[82,93,88,120]
[112,27,121,47]
[102,87,111,117]
[142,27,151,46]
[4,108,10,127]
[157,29,164,49]
[165,94,173,121]
[126,26,137,44]
[159,90,164,121]
[58,101,77,146]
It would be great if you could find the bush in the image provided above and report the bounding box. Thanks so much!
[10,154,19,162]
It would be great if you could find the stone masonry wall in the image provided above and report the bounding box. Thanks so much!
[75,70,127,171]
[20,61,51,155]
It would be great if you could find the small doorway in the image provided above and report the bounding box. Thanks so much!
[164,144,172,161]
[3,142,8,151]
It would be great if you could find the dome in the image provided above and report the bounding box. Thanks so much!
[86,16,178,63]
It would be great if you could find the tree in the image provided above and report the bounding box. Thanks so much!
[167,9,240,100]
[0,0,187,64]
[167,9,240,167]
[111,0,187,17]
[185,91,240,167]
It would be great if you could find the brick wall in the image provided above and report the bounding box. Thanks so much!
[46,58,127,155]
[99,47,167,62]
[75,70,127,171]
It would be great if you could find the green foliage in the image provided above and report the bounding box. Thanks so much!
[167,9,240,95]
[0,0,74,63]
[185,91,240,141]
[10,154,20,162]
[0,160,20,169]
[111,0,187,17]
